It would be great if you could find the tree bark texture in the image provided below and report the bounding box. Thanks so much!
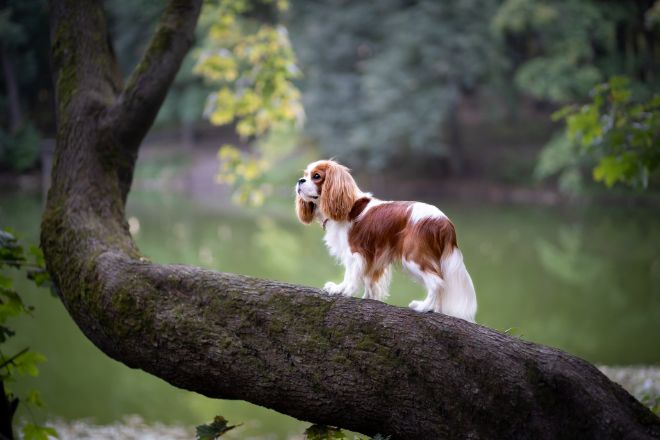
[41,0,660,438]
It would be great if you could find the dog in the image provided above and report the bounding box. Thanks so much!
[295,159,477,322]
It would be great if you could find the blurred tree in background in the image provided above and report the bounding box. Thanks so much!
[288,0,500,171]
[287,0,659,178]
[493,0,658,102]
[493,0,660,193]
[1,0,658,194]
[0,0,212,169]
[0,0,50,172]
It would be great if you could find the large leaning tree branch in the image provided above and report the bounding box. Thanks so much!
[42,1,660,438]
[106,0,202,202]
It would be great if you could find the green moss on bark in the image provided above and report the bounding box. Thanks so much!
[125,26,176,93]
[51,21,77,122]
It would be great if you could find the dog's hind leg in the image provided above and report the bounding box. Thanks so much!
[403,259,445,313]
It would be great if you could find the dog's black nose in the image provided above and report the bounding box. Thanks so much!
[298,178,306,184]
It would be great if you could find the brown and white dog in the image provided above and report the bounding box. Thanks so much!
[295,159,477,322]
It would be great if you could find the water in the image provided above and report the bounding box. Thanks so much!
[1,190,659,438]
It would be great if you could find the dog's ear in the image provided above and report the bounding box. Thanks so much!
[320,162,357,221]
[296,195,316,224]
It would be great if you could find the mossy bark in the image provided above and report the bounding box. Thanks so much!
[41,1,660,439]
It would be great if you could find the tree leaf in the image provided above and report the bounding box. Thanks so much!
[0,325,15,343]
[195,415,239,439]
[27,269,51,287]
[593,155,635,187]
[22,423,58,440]
[26,389,44,407]
[12,350,46,376]
[0,286,27,322]
[0,229,25,268]
[28,246,46,268]
[0,274,12,289]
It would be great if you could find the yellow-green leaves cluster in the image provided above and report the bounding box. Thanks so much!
[216,145,271,205]
[194,0,303,205]
[197,21,302,137]
[22,423,58,440]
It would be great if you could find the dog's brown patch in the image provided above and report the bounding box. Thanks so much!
[349,202,457,281]
[349,197,371,221]
[402,217,457,275]
[349,202,411,279]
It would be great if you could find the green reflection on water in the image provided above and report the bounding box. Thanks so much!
[1,190,659,437]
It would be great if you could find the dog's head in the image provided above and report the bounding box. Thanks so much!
[295,160,359,223]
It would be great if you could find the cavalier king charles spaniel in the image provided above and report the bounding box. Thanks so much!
[295,159,477,322]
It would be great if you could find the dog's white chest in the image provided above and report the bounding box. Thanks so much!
[323,221,352,263]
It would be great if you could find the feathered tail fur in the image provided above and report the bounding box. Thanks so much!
[439,248,477,322]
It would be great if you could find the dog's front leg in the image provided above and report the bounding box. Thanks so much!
[324,253,363,297]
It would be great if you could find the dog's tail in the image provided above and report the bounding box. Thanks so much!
[439,247,477,322]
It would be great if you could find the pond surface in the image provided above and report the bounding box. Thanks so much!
[1,189,659,438]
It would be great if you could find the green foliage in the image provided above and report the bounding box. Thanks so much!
[289,0,499,168]
[492,0,659,103]
[195,415,239,439]
[0,123,41,172]
[0,0,50,172]
[25,389,43,407]
[538,76,660,192]
[213,126,307,205]
[215,144,269,205]
[0,228,56,439]
[492,0,607,102]
[535,133,584,194]
[22,423,58,440]
[195,3,302,135]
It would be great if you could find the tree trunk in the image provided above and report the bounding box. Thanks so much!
[41,1,660,438]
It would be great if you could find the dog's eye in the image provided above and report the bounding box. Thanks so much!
[313,173,321,180]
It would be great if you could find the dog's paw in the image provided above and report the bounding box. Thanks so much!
[323,281,344,295]
[409,300,430,313]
